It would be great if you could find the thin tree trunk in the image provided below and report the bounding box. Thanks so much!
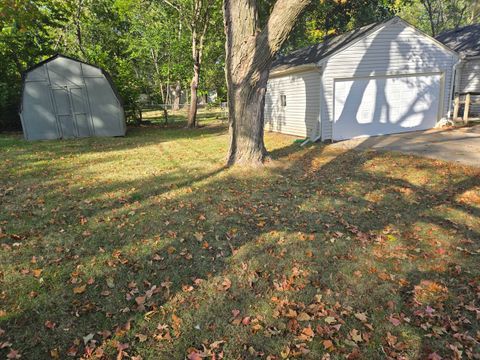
[224,0,311,166]
[152,48,168,124]
[75,0,88,58]
[422,0,437,36]
[173,81,181,111]
[187,54,200,128]
[159,82,168,124]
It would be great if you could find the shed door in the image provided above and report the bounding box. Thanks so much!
[333,74,442,141]
[51,86,91,138]
[70,87,91,137]
[52,87,75,139]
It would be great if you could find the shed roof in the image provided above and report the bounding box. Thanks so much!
[271,20,382,73]
[436,24,480,58]
[22,54,123,106]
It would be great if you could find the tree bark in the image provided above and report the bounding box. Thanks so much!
[421,0,437,36]
[75,0,88,58]
[173,81,181,111]
[187,52,200,128]
[224,0,311,166]
[153,49,168,124]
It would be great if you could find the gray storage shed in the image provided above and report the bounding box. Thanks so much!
[20,54,126,140]
[265,17,459,141]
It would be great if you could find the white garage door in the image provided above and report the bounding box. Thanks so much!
[333,74,442,141]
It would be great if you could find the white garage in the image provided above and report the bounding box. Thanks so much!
[265,16,459,142]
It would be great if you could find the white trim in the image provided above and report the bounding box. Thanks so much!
[316,67,325,140]
[269,64,320,77]
[331,68,447,81]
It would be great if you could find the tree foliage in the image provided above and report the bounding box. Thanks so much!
[0,0,71,129]
[398,0,479,36]
[286,0,400,50]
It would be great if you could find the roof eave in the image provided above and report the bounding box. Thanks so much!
[269,63,320,77]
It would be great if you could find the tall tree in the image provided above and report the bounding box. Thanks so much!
[224,0,311,166]
[162,0,220,128]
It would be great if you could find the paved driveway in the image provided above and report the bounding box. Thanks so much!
[333,124,480,167]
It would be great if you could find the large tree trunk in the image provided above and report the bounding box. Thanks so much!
[226,70,269,165]
[187,55,200,128]
[224,0,311,166]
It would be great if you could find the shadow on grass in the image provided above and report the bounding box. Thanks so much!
[0,133,479,359]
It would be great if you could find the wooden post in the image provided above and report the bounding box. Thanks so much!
[453,94,460,121]
[464,92,471,124]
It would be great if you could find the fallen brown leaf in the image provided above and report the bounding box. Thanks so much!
[73,285,87,294]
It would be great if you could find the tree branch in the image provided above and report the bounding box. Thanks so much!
[261,0,311,57]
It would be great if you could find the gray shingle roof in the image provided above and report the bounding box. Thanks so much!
[271,21,381,72]
[436,24,480,57]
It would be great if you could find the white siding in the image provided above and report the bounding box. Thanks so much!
[320,19,457,140]
[458,58,480,115]
[265,70,321,138]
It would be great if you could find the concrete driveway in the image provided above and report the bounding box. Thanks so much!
[333,124,480,167]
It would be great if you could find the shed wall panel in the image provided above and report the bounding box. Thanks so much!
[26,65,47,82]
[21,82,58,140]
[47,57,83,87]
[85,77,125,136]
[81,63,103,77]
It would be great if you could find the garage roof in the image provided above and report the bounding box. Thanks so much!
[436,24,480,58]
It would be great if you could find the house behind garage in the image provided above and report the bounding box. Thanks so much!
[436,24,480,116]
[20,54,126,141]
[265,16,459,141]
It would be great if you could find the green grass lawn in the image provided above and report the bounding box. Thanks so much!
[1,110,479,359]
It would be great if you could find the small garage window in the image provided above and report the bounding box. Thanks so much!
[280,94,287,107]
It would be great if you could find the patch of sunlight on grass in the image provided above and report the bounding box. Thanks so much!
[428,204,480,233]
[456,186,480,209]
